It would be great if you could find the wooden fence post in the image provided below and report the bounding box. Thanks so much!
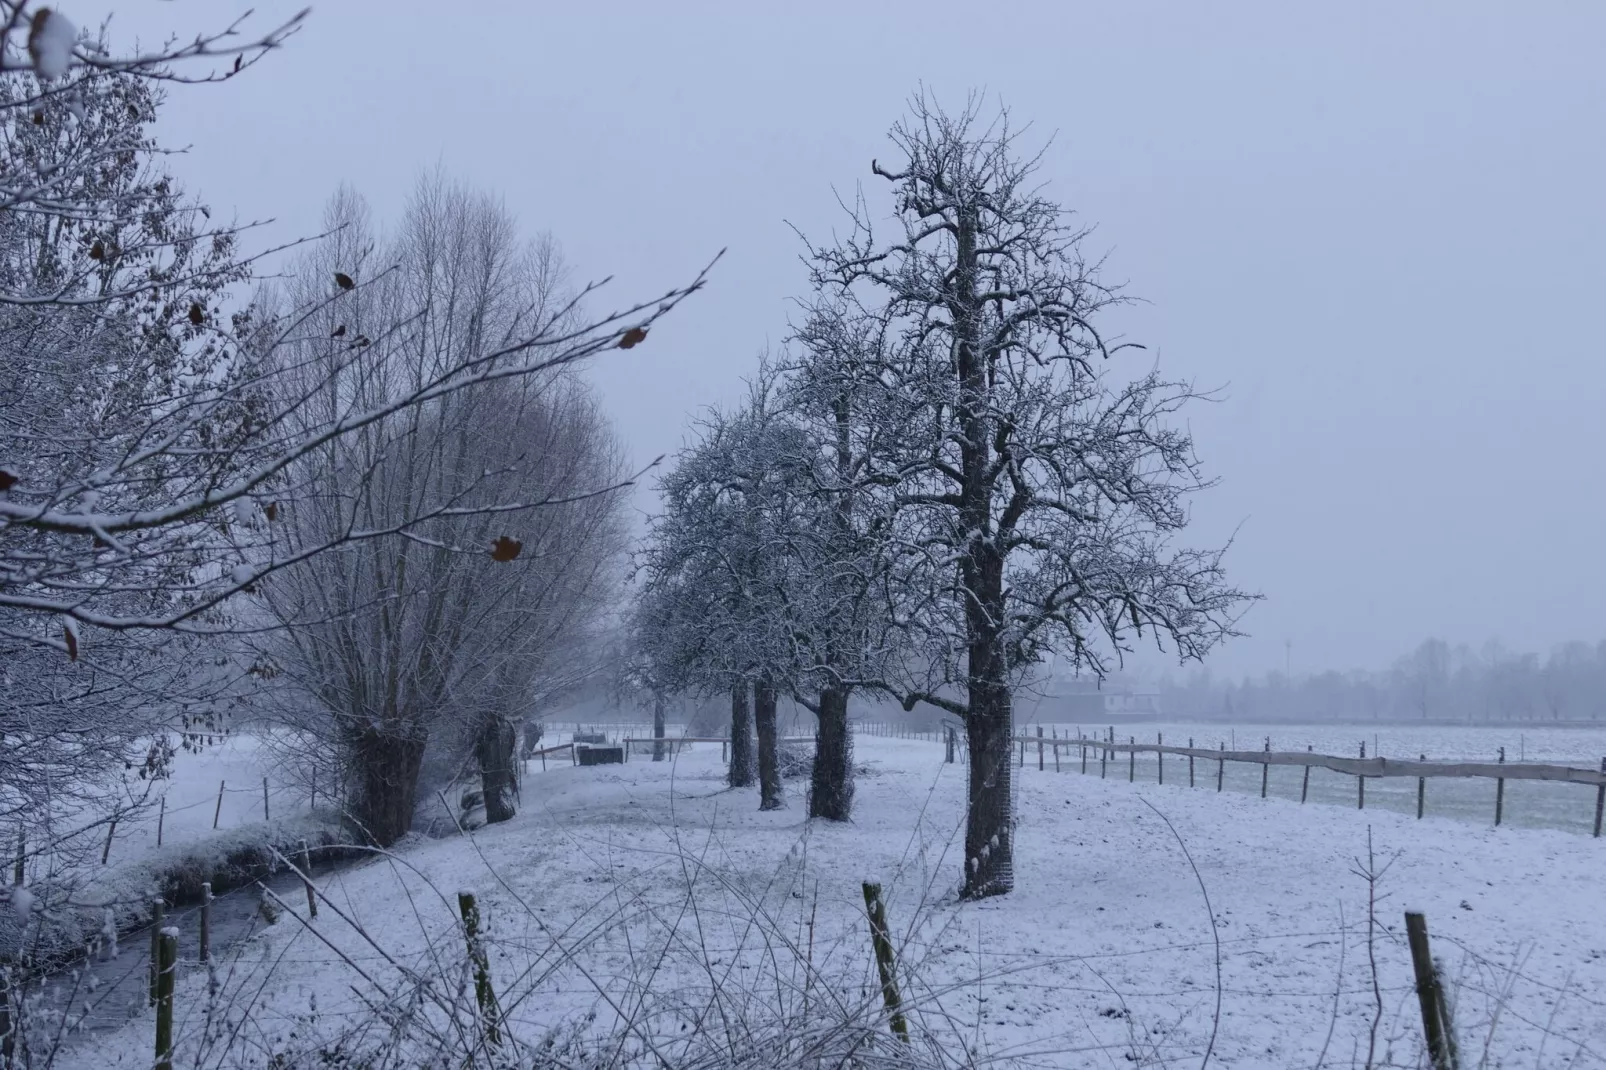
[861,882,910,1042]
[1081,736,1088,775]
[1128,737,1135,783]
[1188,738,1195,787]
[154,928,177,1070]
[1404,911,1460,1070]
[1217,742,1225,792]
[263,776,270,822]
[1260,738,1270,799]
[1037,726,1044,771]
[300,841,318,918]
[101,816,118,864]
[1100,734,1107,779]
[1157,733,1164,786]
[149,897,164,1006]
[1301,745,1312,803]
[156,796,165,848]
[1018,736,1025,768]
[1495,747,1505,827]
[10,832,20,886]
[1358,741,1366,810]
[199,882,212,964]
[1595,758,1604,838]
[213,779,226,829]
[458,892,501,1047]
[1418,754,1427,819]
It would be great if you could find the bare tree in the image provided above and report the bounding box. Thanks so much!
[256,180,634,844]
[803,95,1251,898]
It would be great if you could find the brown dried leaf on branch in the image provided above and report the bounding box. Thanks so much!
[334,272,355,291]
[618,327,648,350]
[489,536,523,562]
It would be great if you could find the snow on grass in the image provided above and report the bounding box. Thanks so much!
[57,735,1606,1069]
[99,733,319,866]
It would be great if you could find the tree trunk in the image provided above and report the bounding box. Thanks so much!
[962,659,1014,899]
[349,726,428,847]
[754,678,782,810]
[475,713,518,824]
[810,686,853,820]
[728,682,755,787]
[952,201,1015,900]
[653,693,666,762]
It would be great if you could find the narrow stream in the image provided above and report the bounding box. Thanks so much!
[22,857,358,1045]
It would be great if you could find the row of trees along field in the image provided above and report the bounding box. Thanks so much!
[0,3,1250,904]
[631,100,1252,899]
[0,7,709,872]
[1161,637,1606,722]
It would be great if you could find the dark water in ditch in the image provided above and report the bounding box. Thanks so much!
[20,857,357,1045]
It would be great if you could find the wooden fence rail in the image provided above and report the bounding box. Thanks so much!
[1013,737,1606,787]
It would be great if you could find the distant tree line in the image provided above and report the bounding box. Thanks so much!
[1159,638,1606,722]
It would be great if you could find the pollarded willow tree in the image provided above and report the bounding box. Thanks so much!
[804,96,1252,898]
[256,181,632,844]
[0,5,710,853]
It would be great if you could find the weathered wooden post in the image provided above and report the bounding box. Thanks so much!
[300,840,318,918]
[1595,757,1605,838]
[262,776,270,822]
[1188,737,1195,787]
[149,897,164,1006]
[10,832,20,886]
[1081,735,1088,775]
[1128,737,1135,783]
[213,779,226,829]
[1358,741,1367,810]
[861,882,909,1042]
[102,815,118,864]
[1157,732,1164,786]
[156,796,165,847]
[1217,741,1225,792]
[458,892,501,1047]
[1494,747,1505,827]
[199,882,212,964]
[154,928,177,1070]
[1404,911,1459,1070]
[1417,754,1427,819]
[1036,726,1044,771]
[1260,738,1270,799]
[1100,734,1107,778]
[1300,745,1312,803]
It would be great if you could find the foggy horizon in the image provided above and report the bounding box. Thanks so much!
[90,0,1606,679]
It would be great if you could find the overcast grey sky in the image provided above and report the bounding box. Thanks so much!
[89,1,1606,679]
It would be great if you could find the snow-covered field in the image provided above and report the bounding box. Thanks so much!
[1030,722,1606,836]
[93,734,317,869]
[57,732,1606,1069]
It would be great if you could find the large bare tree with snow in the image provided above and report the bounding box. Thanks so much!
[0,6,706,850]
[803,96,1251,898]
[255,181,632,844]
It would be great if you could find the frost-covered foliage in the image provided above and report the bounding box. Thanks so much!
[0,65,254,855]
[0,0,705,921]
[633,360,891,817]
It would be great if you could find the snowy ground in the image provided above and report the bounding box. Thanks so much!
[52,730,1606,1069]
[1026,722,1606,837]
